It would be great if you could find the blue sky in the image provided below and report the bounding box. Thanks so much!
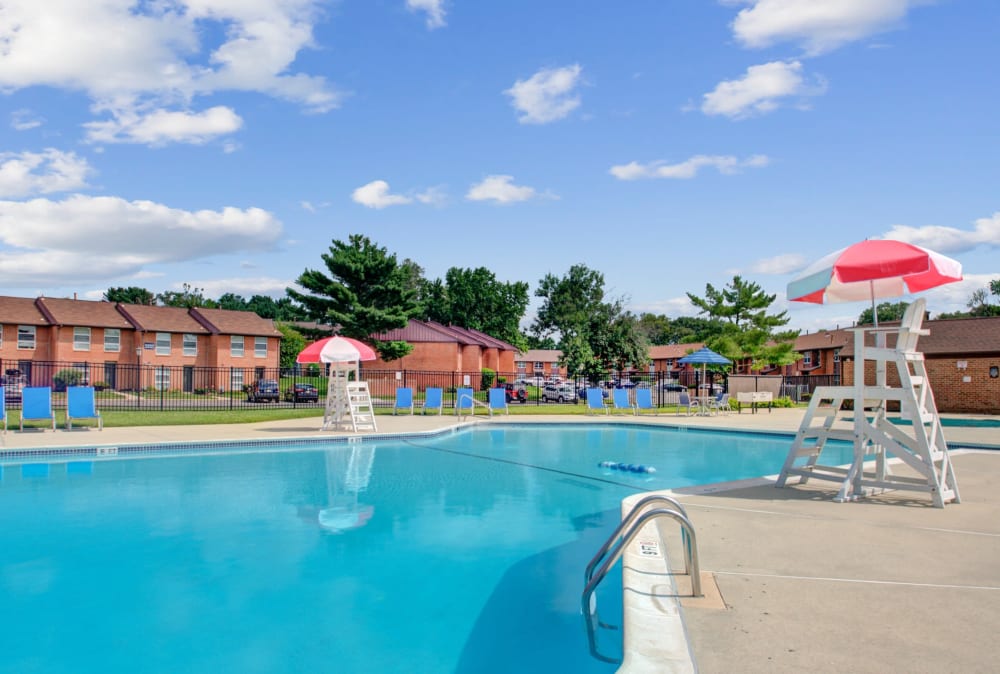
[1,0,998,332]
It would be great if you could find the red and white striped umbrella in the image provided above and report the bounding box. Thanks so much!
[787,239,962,324]
[296,336,377,364]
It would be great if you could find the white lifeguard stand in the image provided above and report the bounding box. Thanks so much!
[777,298,960,507]
[318,340,377,433]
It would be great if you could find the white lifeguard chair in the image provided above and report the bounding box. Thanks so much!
[318,340,377,433]
[777,298,960,507]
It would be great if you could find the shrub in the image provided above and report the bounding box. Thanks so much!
[54,368,85,391]
[480,368,496,390]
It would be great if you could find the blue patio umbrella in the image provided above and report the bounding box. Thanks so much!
[678,347,732,390]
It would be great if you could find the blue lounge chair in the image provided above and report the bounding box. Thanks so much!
[676,391,698,416]
[454,387,475,415]
[67,386,103,430]
[635,388,658,416]
[612,388,634,415]
[708,392,731,415]
[392,387,414,415]
[586,388,608,415]
[422,387,443,415]
[20,386,56,431]
[487,388,508,416]
[0,386,6,433]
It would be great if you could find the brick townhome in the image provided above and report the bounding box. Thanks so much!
[515,349,564,380]
[839,315,1000,413]
[0,295,281,393]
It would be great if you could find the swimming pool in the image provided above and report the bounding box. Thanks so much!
[0,424,853,673]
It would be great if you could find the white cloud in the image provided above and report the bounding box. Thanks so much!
[504,64,583,124]
[0,0,341,146]
[406,0,447,29]
[702,60,824,118]
[11,109,43,131]
[0,149,93,198]
[301,200,317,213]
[609,154,769,180]
[414,185,447,206]
[0,194,282,287]
[632,295,700,318]
[882,212,1000,254]
[742,253,809,275]
[352,180,413,209]
[184,276,294,299]
[731,0,918,55]
[84,106,243,146]
[465,175,540,204]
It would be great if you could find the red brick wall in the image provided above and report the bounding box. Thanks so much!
[842,355,1000,414]
[367,342,460,371]
[0,324,54,362]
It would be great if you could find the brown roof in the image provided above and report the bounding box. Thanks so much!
[517,349,562,362]
[840,315,1000,358]
[36,297,133,329]
[117,304,211,334]
[190,307,282,337]
[372,320,518,350]
[0,296,51,326]
[794,328,852,351]
[648,343,704,360]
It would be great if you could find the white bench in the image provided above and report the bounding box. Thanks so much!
[736,391,773,413]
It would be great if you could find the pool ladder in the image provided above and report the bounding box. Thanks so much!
[582,494,701,664]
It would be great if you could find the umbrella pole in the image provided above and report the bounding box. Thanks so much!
[870,280,878,328]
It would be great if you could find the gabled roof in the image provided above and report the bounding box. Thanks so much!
[0,296,51,326]
[36,297,133,329]
[372,319,518,351]
[793,328,852,351]
[648,343,704,360]
[117,304,211,334]
[517,349,562,362]
[840,315,1000,357]
[189,307,282,337]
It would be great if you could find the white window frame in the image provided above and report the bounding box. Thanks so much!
[231,335,245,357]
[154,366,171,391]
[254,336,267,358]
[73,327,91,351]
[183,333,197,357]
[104,328,121,353]
[833,349,841,363]
[155,332,171,356]
[18,325,35,350]
[803,352,813,365]
[231,368,245,390]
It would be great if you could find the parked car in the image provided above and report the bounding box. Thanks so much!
[660,382,686,392]
[284,383,319,403]
[504,383,527,404]
[541,383,577,403]
[576,386,609,400]
[247,379,280,403]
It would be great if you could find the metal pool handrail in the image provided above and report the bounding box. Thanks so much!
[584,494,691,583]
[582,507,701,664]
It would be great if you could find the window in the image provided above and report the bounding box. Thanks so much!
[104,328,120,353]
[231,368,245,390]
[833,349,841,363]
[155,332,171,355]
[516,361,526,372]
[183,333,197,356]
[73,327,91,351]
[803,352,812,365]
[231,335,244,357]
[254,336,267,358]
[154,366,171,391]
[534,361,543,369]
[18,325,35,350]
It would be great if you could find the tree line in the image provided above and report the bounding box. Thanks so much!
[104,233,801,373]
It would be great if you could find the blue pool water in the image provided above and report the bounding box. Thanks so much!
[0,424,853,673]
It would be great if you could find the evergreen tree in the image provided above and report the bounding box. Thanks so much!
[287,234,418,361]
[104,286,156,305]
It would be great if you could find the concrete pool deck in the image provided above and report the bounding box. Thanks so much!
[3,408,998,672]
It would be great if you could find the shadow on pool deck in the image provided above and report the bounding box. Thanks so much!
[663,451,1000,673]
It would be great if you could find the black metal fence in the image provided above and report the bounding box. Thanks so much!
[1,359,838,412]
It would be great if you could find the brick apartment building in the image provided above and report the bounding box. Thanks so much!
[0,295,281,393]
